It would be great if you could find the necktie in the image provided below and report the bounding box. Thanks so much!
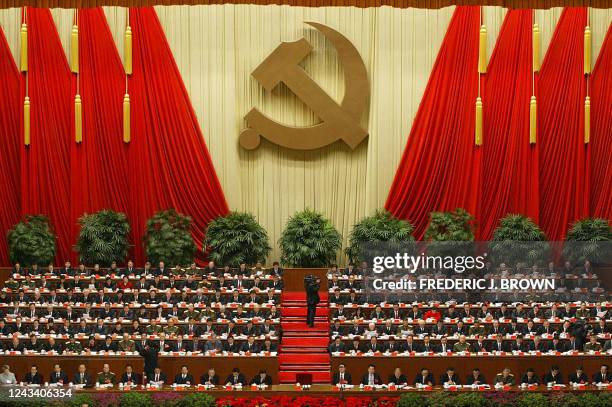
[369,374,374,385]
[80,374,84,383]
[155,374,159,382]
[340,373,343,381]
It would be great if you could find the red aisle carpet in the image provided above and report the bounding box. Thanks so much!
[278,291,330,384]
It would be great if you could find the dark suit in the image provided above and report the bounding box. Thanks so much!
[306,279,320,326]
[440,373,461,385]
[120,372,141,384]
[73,372,92,387]
[387,373,408,385]
[593,372,610,383]
[543,372,564,384]
[414,373,434,386]
[225,373,247,385]
[23,372,44,385]
[251,374,272,386]
[332,371,352,385]
[147,371,167,384]
[466,374,487,385]
[49,371,69,384]
[568,372,589,384]
[174,373,194,385]
[200,373,219,385]
[360,372,382,385]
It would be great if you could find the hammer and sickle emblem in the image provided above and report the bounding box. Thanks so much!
[240,22,369,150]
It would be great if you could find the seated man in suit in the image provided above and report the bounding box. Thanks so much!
[332,363,352,385]
[387,367,408,386]
[360,364,382,386]
[592,364,610,384]
[49,364,68,385]
[328,336,345,353]
[174,365,194,385]
[440,367,461,386]
[148,367,167,386]
[251,369,273,386]
[520,368,540,385]
[414,368,434,386]
[73,364,92,387]
[200,367,219,386]
[225,368,247,386]
[466,368,487,385]
[568,366,589,384]
[23,365,43,385]
[120,365,141,386]
[543,365,563,385]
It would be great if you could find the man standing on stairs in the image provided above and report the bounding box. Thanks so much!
[305,276,321,327]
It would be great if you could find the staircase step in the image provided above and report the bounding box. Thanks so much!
[278,371,331,384]
[280,348,328,354]
[280,354,330,364]
[281,337,329,347]
[280,365,330,371]
[281,308,328,317]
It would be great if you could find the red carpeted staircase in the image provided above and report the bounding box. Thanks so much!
[278,291,330,384]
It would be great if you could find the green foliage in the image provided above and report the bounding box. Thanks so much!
[425,208,475,258]
[489,214,550,266]
[75,210,131,267]
[205,211,271,267]
[279,209,342,267]
[7,215,56,266]
[516,393,549,407]
[67,393,96,407]
[452,393,489,407]
[145,209,196,266]
[563,218,612,265]
[119,392,153,407]
[579,392,612,407]
[173,393,216,407]
[345,209,415,264]
[397,393,429,407]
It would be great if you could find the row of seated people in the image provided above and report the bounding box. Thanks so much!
[331,364,611,386]
[1,364,273,386]
[8,260,284,278]
[329,318,609,341]
[4,275,284,297]
[1,333,278,354]
[0,316,280,338]
[327,333,612,354]
[328,301,608,321]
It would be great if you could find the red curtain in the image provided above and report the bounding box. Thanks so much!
[538,7,589,241]
[385,6,482,239]
[590,23,612,220]
[20,8,73,263]
[0,27,21,265]
[127,7,229,263]
[480,9,539,239]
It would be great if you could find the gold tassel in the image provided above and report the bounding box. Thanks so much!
[75,94,82,143]
[24,97,30,146]
[584,96,590,144]
[20,23,28,72]
[123,93,131,143]
[124,25,133,75]
[584,25,592,74]
[478,25,487,74]
[529,96,537,144]
[532,23,540,72]
[70,24,79,73]
[475,97,483,146]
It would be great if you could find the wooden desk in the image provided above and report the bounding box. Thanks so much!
[2,355,278,384]
[331,354,608,385]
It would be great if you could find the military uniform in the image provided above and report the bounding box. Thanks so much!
[453,342,471,352]
[96,371,116,385]
[117,339,136,352]
[21,280,37,290]
[65,341,84,353]
[183,310,201,321]
[4,280,19,290]
[468,326,487,337]
[584,342,603,352]
[146,324,163,334]
[163,325,179,336]
[575,309,591,319]
[494,373,515,385]
[200,309,216,320]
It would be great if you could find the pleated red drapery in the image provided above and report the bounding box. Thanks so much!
[385,6,482,239]
[537,7,589,241]
[20,8,73,263]
[127,7,229,263]
[0,27,21,265]
[479,9,539,240]
[590,23,612,220]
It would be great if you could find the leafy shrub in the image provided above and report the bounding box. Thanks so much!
[75,210,130,266]
[397,393,429,407]
[7,215,56,266]
[279,209,341,267]
[145,209,196,266]
[174,392,216,407]
[563,218,612,265]
[205,211,271,267]
[425,208,475,258]
[489,214,549,266]
[118,392,152,407]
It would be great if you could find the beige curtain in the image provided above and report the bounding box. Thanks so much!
[1,5,610,264]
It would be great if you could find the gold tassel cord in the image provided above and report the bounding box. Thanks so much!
[478,25,487,74]
[475,97,483,146]
[584,25,592,75]
[584,96,590,144]
[123,94,131,143]
[24,97,30,146]
[532,23,540,72]
[529,96,537,144]
[20,23,27,72]
[125,25,133,75]
[75,94,82,143]
[71,24,79,73]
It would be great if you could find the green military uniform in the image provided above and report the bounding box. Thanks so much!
[494,373,515,385]
[468,325,487,337]
[96,371,116,385]
[146,324,163,334]
[453,342,471,352]
[65,341,84,353]
[117,339,135,352]
[584,342,603,352]
[21,280,37,290]
[172,267,185,277]
[197,279,212,289]
[183,310,201,321]
[575,309,591,319]
[4,279,19,290]
[163,325,179,336]
[200,309,216,320]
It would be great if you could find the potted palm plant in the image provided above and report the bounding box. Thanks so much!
[7,215,56,266]
[75,210,131,266]
[489,214,549,266]
[144,209,196,266]
[563,218,612,265]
